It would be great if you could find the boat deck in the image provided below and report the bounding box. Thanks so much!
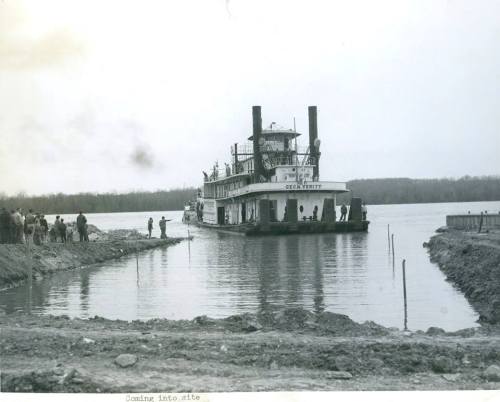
[195,220,369,236]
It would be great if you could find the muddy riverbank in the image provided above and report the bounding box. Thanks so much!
[1,308,499,392]
[427,229,500,324]
[0,236,183,289]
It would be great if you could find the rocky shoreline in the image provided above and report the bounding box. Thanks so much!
[1,308,499,392]
[427,229,500,324]
[0,236,183,289]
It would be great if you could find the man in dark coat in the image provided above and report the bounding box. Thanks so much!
[76,211,87,242]
[0,207,11,243]
[60,219,67,243]
[40,215,48,242]
[147,217,153,239]
[54,216,61,242]
[340,204,348,222]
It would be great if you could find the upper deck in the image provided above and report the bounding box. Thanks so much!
[223,181,347,200]
[201,106,345,199]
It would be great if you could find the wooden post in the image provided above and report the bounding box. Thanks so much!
[187,223,191,264]
[391,234,395,261]
[26,238,32,314]
[136,240,139,285]
[402,259,408,331]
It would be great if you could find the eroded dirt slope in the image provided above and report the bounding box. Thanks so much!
[427,230,500,324]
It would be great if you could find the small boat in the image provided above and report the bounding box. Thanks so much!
[187,106,369,235]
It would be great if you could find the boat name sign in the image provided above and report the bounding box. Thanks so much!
[285,184,322,190]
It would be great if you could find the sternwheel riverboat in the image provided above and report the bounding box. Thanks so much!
[189,106,369,235]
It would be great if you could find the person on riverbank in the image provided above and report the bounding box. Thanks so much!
[67,224,74,243]
[49,226,57,242]
[159,216,167,239]
[60,219,67,243]
[40,215,48,242]
[33,215,42,245]
[147,217,154,239]
[84,223,89,241]
[54,216,61,242]
[13,208,24,243]
[9,210,16,243]
[24,209,35,244]
[76,212,87,242]
[0,207,12,243]
[339,204,348,222]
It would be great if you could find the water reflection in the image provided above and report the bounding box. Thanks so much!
[79,270,90,312]
[2,202,497,330]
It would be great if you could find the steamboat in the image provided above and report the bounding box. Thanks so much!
[186,106,369,235]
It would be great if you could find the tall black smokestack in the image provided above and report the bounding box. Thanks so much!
[252,106,264,182]
[308,105,319,180]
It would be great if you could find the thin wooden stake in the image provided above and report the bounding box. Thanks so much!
[387,224,390,251]
[478,212,484,234]
[187,223,191,264]
[391,234,395,261]
[402,259,408,331]
[26,238,32,314]
[136,240,139,285]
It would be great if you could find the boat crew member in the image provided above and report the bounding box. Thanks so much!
[313,205,318,221]
[362,202,367,220]
[339,204,347,222]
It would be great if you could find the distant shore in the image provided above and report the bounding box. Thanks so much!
[0,236,183,290]
[2,176,499,215]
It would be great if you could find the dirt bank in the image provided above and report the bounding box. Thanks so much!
[1,308,499,392]
[427,229,500,324]
[0,237,183,289]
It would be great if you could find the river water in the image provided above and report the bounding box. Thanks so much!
[1,201,499,331]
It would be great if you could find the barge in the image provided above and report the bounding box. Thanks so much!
[189,106,369,235]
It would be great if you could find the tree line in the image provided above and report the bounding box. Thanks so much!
[0,188,199,214]
[337,176,500,205]
[0,176,499,214]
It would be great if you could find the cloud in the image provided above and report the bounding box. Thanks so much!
[0,2,84,71]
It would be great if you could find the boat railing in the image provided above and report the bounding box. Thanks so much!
[231,142,308,156]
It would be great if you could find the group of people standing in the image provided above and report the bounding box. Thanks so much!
[147,216,170,239]
[0,208,48,245]
[0,208,90,245]
[50,212,89,243]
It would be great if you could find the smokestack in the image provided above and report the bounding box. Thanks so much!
[308,105,319,180]
[233,143,238,174]
[252,106,264,182]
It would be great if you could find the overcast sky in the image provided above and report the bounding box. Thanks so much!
[1,0,499,196]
